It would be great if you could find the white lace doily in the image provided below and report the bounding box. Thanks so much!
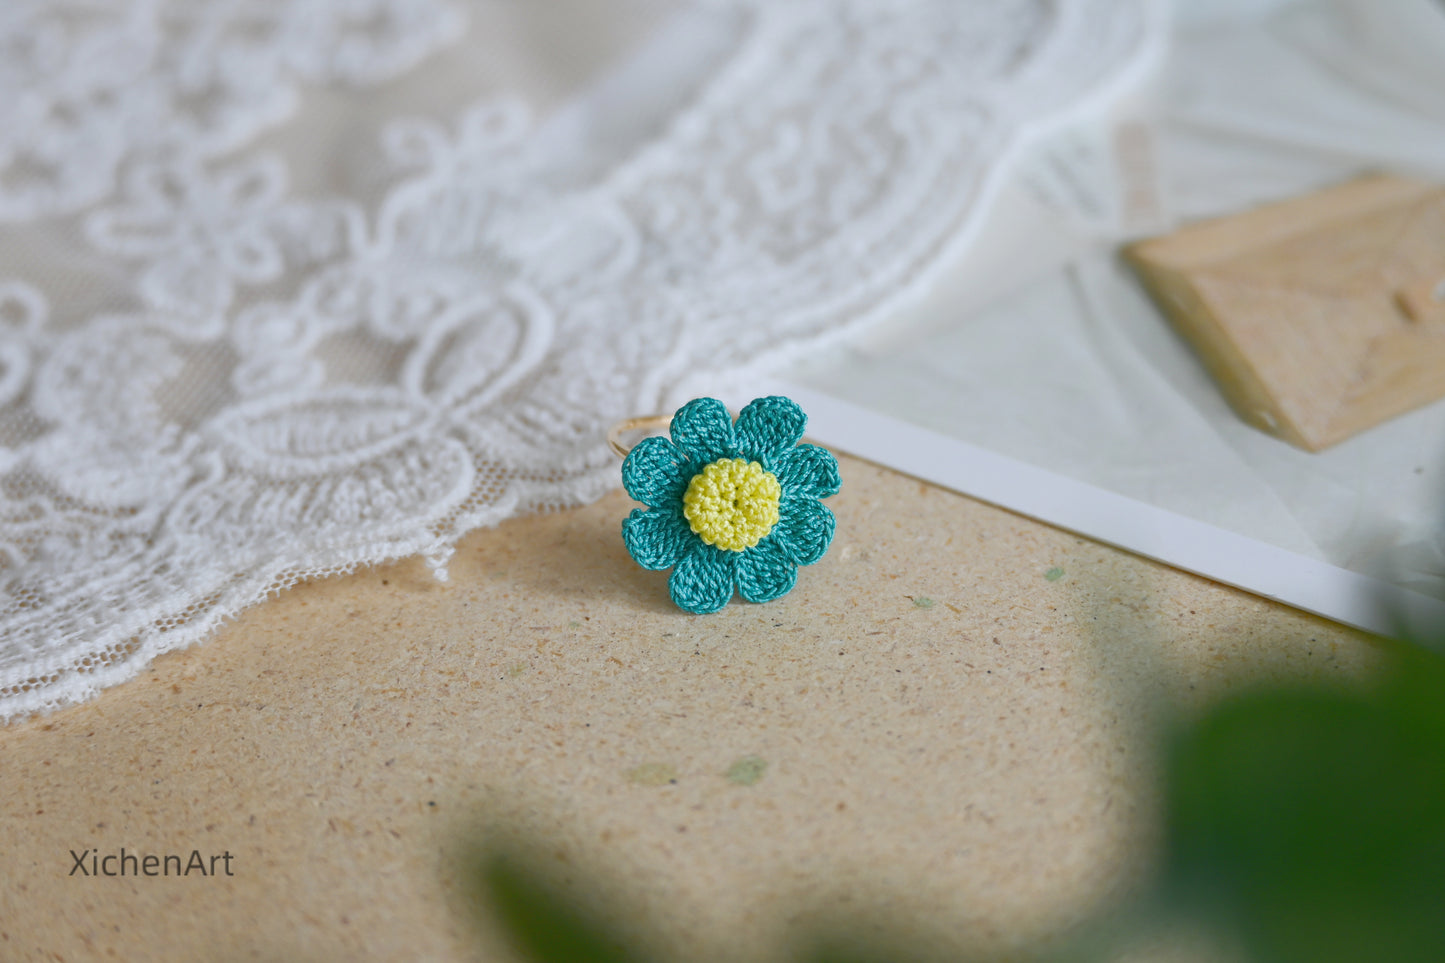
[0,0,1159,720]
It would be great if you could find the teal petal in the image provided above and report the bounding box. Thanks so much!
[774,443,840,499]
[735,395,806,466]
[773,496,835,566]
[669,542,736,614]
[736,537,798,603]
[669,397,735,465]
[621,435,689,508]
[622,507,693,571]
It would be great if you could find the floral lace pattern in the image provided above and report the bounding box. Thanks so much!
[0,0,1158,719]
[0,0,466,221]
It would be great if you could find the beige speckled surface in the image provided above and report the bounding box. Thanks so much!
[0,455,1386,962]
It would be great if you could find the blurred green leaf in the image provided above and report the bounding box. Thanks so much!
[479,853,642,963]
[800,936,929,963]
[1162,645,1445,963]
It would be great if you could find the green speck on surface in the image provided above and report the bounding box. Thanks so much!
[726,755,768,786]
[567,620,582,629]
[626,763,678,787]
[1045,567,1065,582]
[911,596,934,609]
[507,661,528,678]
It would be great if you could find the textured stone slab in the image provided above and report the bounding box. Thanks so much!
[0,456,1382,961]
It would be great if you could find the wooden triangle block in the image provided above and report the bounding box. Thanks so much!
[1126,175,1445,451]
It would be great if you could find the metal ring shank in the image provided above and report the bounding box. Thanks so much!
[606,415,672,459]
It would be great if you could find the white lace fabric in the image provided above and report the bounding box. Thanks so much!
[0,0,1157,721]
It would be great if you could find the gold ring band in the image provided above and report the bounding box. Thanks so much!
[606,415,672,459]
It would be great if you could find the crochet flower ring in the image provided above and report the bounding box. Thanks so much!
[621,396,840,614]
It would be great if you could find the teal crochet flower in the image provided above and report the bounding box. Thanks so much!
[621,396,840,614]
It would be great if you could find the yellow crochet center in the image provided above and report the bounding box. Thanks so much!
[682,458,782,552]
